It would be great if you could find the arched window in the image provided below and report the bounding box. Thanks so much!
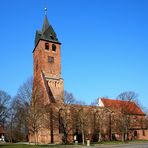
[143,130,145,136]
[52,44,56,52]
[45,43,49,50]
[134,131,137,137]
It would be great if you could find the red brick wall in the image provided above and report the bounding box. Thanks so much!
[33,40,61,79]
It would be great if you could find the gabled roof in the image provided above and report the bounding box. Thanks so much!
[34,15,60,48]
[100,98,145,115]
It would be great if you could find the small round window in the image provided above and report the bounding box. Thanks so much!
[52,44,56,52]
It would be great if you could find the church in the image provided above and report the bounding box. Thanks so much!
[29,13,148,144]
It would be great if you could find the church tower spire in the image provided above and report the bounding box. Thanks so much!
[33,13,64,104]
[42,14,50,33]
[34,10,60,48]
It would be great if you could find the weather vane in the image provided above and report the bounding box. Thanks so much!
[44,7,47,15]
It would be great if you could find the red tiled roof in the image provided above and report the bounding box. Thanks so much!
[101,98,145,115]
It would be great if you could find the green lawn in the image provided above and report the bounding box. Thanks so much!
[93,140,148,144]
[0,144,78,148]
[1,140,148,148]
[0,144,60,148]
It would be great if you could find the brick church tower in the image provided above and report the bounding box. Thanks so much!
[33,14,64,105]
[29,13,64,144]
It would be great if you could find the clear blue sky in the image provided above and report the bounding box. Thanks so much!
[0,0,148,107]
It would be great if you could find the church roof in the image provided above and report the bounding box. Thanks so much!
[34,15,60,48]
[100,98,145,115]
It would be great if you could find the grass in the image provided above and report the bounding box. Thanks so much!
[0,144,59,148]
[0,143,79,148]
[0,144,37,148]
[1,140,148,148]
[92,139,148,146]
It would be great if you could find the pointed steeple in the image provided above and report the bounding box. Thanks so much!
[41,15,57,40]
[34,9,60,47]
[42,7,50,33]
[42,15,50,33]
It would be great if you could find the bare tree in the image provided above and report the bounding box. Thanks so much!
[5,77,33,142]
[64,91,76,105]
[90,98,98,106]
[116,91,141,142]
[15,77,33,141]
[75,106,91,145]
[117,91,138,102]
[0,90,11,126]
[78,107,86,145]
[17,77,33,103]
[6,110,14,142]
[29,82,46,145]
[58,91,77,143]
[6,98,27,142]
[92,107,111,142]
[145,110,148,130]
[59,105,74,144]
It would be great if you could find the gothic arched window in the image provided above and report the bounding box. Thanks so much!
[52,44,56,52]
[45,43,49,50]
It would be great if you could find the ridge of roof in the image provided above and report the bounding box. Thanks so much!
[100,98,145,115]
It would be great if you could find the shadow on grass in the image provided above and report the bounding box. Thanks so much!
[0,144,43,148]
[0,144,75,148]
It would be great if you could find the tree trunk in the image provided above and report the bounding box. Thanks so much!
[37,132,38,145]
[64,132,68,144]
[82,129,85,145]
[109,113,112,141]
[81,122,85,145]
[98,132,102,142]
[122,132,125,142]
[35,132,38,145]
[125,126,128,141]
[10,121,13,143]
[98,121,102,142]
[125,133,127,141]
[50,107,54,143]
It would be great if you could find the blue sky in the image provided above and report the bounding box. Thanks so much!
[0,0,148,107]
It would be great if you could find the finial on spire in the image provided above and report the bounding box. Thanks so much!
[44,7,47,15]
